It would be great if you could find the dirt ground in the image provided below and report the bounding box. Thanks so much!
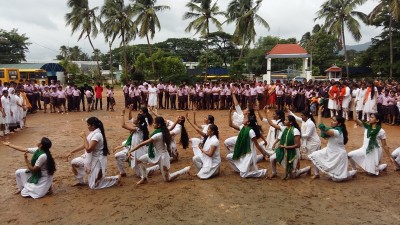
[1,89,400,225]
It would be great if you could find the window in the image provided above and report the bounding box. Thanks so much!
[0,70,4,78]
[9,70,18,80]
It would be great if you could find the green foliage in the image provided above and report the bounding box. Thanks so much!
[153,38,204,62]
[300,27,338,73]
[226,0,269,58]
[198,52,223,68]
[207,31,240,67]
[0,29,31,63]
[229,59,246,79]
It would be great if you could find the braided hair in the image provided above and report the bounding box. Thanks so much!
[335,116,348,145]
[137,114,149,140]
[178,117,189,149]
[201,124,219,148]
[141,107,153,125]
[155,117,172,154]
[40,137,56,175]
[87,117,109,156]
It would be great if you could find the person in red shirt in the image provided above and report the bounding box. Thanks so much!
[94,82,103,110]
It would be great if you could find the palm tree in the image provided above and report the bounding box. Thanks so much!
[183,0,224,79]
[315,0,368,78]
[101,0,136,83]
[65,0,102,76]
[226,0,269,59]
[60,45,69,59]
[131,0,170,78]
[369,0,400,78]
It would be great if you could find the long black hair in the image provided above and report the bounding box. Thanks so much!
[201,124,219,148]
[178,117,189,149]
[275,110,285,125]
[141,107,153,125]
[41,137,56,176]
[372,113,384,125]
[248,115,262,138]
[87,117,109,156]
[155,117,171,154]
[137,114,149,140]
[207,115,215,124]
[368,81,375,99]
[335,116,348,145]
[287,115,301,135]
[301,110,316,125]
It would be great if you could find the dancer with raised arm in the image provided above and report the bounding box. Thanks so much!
[4,137,56,198]
[224,86,267,154]
[66,117,120,189]
[287,108,321,159]
[114,108,149,177]
[348,113,394,175]
[257,108,285,156]
[271,115,311,179]
[309,107,356,181]
[226,112,269,178]
[191,124,221,179]
[127,117,190,185]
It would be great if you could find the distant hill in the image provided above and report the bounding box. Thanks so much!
[339,41,371,54]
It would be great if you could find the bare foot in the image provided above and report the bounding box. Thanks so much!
[269,173,277,179]
[311,175,320,179]
[47,186,53,195]
[136,178,147,185]
[14,190,21,195]
[71,182,86,187]
[116,175,122,186]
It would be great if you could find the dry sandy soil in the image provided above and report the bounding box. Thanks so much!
[1,89,400,225]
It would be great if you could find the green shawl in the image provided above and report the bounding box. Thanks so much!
[318,124,342,139]
[362,121,381,154]
[148,128,162,159]
[26,149,45,184]
[232,127,252,160]
[124,132,134,148]
[125,132,134,166]
[275,127,296,176]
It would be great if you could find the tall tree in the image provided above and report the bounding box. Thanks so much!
[183,0,224,79]
[101,0,136,83]
[65,0,102,77]
[131,0,170,78]
[0,29,31,63]
[226,0,270,59]
[315,0,368,78]
[207,31,239,67]
[369,0,400,78]
[300,25,338,74]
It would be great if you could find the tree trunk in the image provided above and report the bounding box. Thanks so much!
[122,32,129,84]
[389,14,393,78]
[341,22,349,78]
[87,35,102,81]
[146,33,155,79]
[205,19,209,81]
[109,42,114,85]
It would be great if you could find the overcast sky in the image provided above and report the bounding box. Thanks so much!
[0,0,381,61]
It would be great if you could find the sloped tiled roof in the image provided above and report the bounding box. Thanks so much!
[267,44,308,55]
[325,65,342,72]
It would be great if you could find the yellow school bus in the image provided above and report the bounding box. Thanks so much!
[19,69,48,84]
[0,68,20,84]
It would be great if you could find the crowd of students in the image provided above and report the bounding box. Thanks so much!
[122,78,400,125]
[2,77,400,199]
[0,80,119,136]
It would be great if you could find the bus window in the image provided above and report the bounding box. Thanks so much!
[8,70,19,81]
[0,68,20,83]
